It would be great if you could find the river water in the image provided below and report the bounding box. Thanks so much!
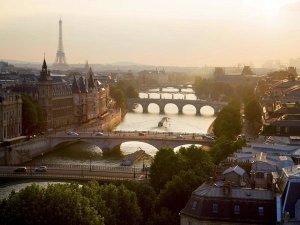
[0,87,215,197]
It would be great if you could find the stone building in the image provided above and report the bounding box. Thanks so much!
[37,58,74,129]
[180,167,277,225]
[0,88,22,141]
[72,67,109,124]
[10,58,109,130]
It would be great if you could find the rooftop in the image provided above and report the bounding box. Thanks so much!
[193,182,274,200]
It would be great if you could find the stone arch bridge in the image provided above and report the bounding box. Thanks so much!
[127,98,227,115]
[49,135,213,151]
[3,133,214,165]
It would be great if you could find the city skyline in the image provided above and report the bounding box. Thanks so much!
[1,0,300,67]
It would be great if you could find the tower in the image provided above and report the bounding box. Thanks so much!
[53,18,69,70]
[38,57,53,128]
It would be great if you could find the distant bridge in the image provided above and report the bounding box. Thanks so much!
[127,98,227,115]
[140,84,192,92]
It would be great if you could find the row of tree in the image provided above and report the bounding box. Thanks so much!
[210,99,245,164]
[109,81,138,111]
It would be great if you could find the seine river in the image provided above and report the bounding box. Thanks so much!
[0,87,215,198]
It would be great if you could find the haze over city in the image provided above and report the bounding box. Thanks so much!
[2,0,300,67]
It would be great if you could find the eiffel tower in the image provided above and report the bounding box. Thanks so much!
[53,18,69,70]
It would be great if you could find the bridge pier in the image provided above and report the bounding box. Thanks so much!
[196,110,201,116]
[143,105,148,113]
[178,107,183,115]
[159,106,164,114]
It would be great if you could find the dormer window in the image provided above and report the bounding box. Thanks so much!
[212,203,218,213]
[234,205,240,215]
[258,207,264,216]
[191,200,198,210]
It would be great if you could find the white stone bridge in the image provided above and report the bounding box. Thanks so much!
[127,98,227,115]
[1,132,214,165]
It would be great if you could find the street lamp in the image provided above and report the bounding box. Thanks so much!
[89,156,92,172]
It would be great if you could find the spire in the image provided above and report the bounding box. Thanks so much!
[78,76,87,93]
[39,57,52,81]
[42,57,47,70]
[84,60,89,72]
[72,76,80,93]
[87,67,95,89]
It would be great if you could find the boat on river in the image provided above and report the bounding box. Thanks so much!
[158,117,169,127]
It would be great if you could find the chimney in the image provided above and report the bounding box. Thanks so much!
[266,173,273,189]
[250,170,256,189]
[222,181,232,196]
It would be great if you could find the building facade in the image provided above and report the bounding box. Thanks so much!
[0,88,22,141]
[37,58,74,129]
[9,58,109,130]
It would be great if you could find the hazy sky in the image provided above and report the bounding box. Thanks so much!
[1,0,300,67]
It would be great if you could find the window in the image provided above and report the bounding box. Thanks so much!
[234,205,240,215]
[212,203,218,213]
[258,207,264,216]
[191,201,198,210]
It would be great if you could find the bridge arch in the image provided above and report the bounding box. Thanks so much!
[118,141,159,157]
[174,144,203,152]
[51,140,103,159]
[163,103,179,114]
[200,105,215,116]
[182,104,197,115]
[145,103,160,114]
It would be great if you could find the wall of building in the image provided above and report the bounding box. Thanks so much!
[180,215,260,225]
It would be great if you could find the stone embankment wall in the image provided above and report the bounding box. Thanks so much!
[101,109,122,131]
[2,137,51,165]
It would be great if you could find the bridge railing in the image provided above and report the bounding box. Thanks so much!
[0,172,134,181]
[25,163,144,172]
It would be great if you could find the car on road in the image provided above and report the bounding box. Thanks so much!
[95,132,104,136]
[35,166,47,172]
[14,167,27,173]
[139,132,146,136]
[204,134,215,140]
[67,131,79,136]
[177,134,184,139]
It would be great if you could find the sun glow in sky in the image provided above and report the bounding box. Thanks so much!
[1,0,300,67]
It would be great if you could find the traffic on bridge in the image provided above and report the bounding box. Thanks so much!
[0,164,147,182]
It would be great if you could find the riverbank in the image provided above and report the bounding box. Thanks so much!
[101,109,122,132]
[207,120,214,135]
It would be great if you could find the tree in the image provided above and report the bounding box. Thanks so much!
[146,207,178,225]
[126,85,138,98]
[244,98,261,124]
[178,145,214,177]
[209,136,245,164]
[157,170,203,213]
[121,181,157,224]
[213,100,242,139]
[149,148,182,191]
[97,184,142,225]
[110,88,126,109]
[0,183,104,225]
